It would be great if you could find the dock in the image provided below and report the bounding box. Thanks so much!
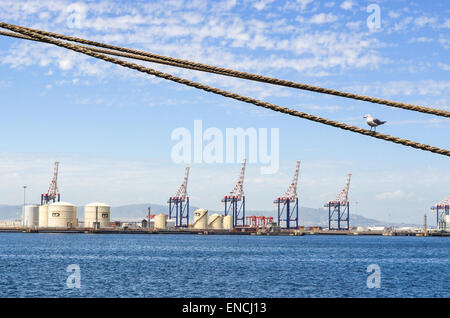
[1,227,449,237]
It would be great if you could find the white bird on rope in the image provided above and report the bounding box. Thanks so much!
[363,114,386,132]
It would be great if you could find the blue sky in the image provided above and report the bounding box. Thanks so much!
[0,0,449,224]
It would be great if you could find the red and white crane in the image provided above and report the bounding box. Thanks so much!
[430,195,449,229]
[222,158,246,227]
[41,161,61,205]
[325,173,352,230]
[168,166,190,227]
[274,161,300,229]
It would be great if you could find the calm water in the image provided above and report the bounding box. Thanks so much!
[0,233,448,298]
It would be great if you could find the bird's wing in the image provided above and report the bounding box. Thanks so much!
[373,118,386,125]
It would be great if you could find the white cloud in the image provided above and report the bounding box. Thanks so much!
[444,19,450,28]
[340,1,354,10]
[217,0,237,11]
[58,58,73,70]
[346,21,361,29]
[252,0,275,11]
[309,13,338,24]
[392,16,413,32]
[388,11,400,19]
[376,190,405,200]
[346,80,450,99]
[0,80,12,88]
[409,37,432,43]
[296,0,313,10]
[414,16,437,27]
[389,118,450,127]
[439,36,450,50]
[438,62,450,71]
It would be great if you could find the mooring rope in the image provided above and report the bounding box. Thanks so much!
[0,23,448,118]
[0,23,449,157]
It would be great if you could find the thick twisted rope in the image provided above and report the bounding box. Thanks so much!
[0,30,223,74]
[1,23,449,157]
[0,23,448,118]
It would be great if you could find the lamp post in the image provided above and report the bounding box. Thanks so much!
[148,206,151,230]
[21,185,27,225]
[23,185,27,206]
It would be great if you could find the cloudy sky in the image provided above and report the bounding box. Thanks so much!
[0,0,449,224]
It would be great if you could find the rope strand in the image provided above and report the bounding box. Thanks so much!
[0,23,449,157]
[1,23,448,118]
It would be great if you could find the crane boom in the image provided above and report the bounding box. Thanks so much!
[225,158,246,201]
[171,166,190,202]
[279,161,300,202]
[335,173,351,204]
[41,161,61,204]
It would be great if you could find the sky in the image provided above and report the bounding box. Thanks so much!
[0,0,449,224]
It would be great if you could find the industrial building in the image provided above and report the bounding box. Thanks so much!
[192,208,208,229]
[9,160,449,236]
[84,202,111,228]
[22,205,39,228]
[47,201,77,228]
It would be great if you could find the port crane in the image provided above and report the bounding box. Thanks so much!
[222,158,246,227]
[325,173,351,230]
[274,161,300,229]
[168,166,190,227]
[430,195,449,230]
[41,161,61,205]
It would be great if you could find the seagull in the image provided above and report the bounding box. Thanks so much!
[363,114,386,132]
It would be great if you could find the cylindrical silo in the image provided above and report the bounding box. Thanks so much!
[22,205,39,227]
[223,215,233,229]
[208,213,223,229]
[154,214,167,230]
[193,209,208,229]
[38,205,49,228]
[47,202,77,228]
[84,202,111,228]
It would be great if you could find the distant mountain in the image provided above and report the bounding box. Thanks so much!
[0,203,418,227]
[0,205,23,221]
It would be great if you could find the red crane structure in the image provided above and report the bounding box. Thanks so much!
[430,195,449,230]
[168,166,190,227]
[324,173,351,230]
[274,161,300,229]
[246,216,274,228]
[41,161,61,205]
[222,158,246,227]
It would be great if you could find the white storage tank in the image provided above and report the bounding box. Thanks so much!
[445,215,450,230]
[47,202,77,228]
[154,214,167,230]
[84,202,110,228]
[223,215,233,230]
[208,213,223,229]
[22,205,39,227]
[193,208,208,229]
[38,205,49,228]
